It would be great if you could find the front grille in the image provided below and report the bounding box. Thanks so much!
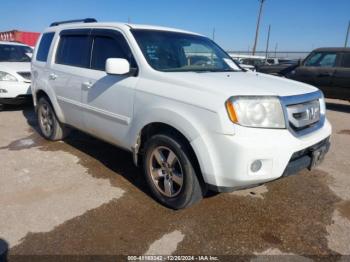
[280,91,325,136]
[17,71,31,81]
[286,99,321,131]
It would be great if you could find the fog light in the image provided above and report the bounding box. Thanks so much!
[251,160,262,172]
[0,88,7,93]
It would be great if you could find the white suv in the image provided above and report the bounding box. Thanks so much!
[31,19,331,209]
[0,41,32,108]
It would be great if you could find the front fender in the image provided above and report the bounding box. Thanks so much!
[128,106,202,147]
[127,104,219,183]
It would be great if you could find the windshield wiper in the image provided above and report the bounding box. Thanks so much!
[195,69,239,73]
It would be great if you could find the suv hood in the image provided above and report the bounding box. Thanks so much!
[160,71,318,97]
[0,62,31,73]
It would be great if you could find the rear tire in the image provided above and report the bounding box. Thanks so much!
[37,97,70,141]
[143,134,203,209]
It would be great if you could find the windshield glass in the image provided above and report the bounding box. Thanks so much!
[131,29,241,72]
[0,44,32,62]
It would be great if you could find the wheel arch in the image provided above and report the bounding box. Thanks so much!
[35,88,65,123]
[136,121,208,192]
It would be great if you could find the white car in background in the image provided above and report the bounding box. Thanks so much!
[0,41,32,108]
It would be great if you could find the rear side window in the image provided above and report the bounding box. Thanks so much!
[56,35,91,68]
[341,53,350,68]
[36,32,54,62]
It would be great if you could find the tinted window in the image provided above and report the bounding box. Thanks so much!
[56,35,91,68]
[341,53,350,68]
[304,52,336,67]
[91,35,132,71]
[36,32,54,62]
[318,53,337,67]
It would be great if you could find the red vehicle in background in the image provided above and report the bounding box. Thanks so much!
[0,30,40,47]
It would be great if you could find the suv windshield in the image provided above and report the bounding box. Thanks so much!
[131,29,241,72]
[0,44,32,62]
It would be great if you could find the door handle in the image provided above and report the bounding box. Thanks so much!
[82,81,93,90]
[317,73,332,77]
[49,73,58,80]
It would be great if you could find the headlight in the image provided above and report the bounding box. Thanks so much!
[225,96,286,128]
[0,71,17,81]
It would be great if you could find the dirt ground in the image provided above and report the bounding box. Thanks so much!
[0,99,349,261]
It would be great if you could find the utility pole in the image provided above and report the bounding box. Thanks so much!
[212,27,216,41]
[252,0,266,55]
[265,25,271,62]
[345,20,350,47]
[274,43,278,57]
[128,17,131,23]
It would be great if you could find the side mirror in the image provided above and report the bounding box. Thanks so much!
[105,58,130,75]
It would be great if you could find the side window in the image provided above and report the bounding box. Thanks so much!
[304,52,322,66]
[56,35,91,68]
[304,52,336,67]
[341,53,350,68]
[91,33,136,71]
[36,32,55,62]
[318,53,337,67]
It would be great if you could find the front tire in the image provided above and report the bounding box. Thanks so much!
[143,134,203,209]
[37,97,70,141]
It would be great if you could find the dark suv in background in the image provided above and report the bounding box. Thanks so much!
[285,48,350,101]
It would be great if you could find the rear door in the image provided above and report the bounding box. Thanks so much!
[51,29,92,128]
[332,52,350,100]
[81,29,139,148]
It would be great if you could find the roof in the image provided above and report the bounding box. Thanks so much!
[313,47,350,52]
[45,21,201,36]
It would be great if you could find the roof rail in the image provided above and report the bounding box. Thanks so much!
[50,18,97,27]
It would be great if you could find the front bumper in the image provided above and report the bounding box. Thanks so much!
[191,119,332,191]
[0,81,31,101]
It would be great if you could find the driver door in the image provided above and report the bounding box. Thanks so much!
[81,29,139,149]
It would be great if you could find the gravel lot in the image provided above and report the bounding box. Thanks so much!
[0,99,349,260]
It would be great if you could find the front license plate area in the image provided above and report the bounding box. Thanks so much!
[309,145,328,170]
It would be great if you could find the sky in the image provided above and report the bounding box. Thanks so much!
[1,0,349,51]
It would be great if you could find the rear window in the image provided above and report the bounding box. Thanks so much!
[341,53,350,68]
[36,32,55,62]
[56,35,91,68]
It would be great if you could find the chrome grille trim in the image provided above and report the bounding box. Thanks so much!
[279,90,325,137]
[287,100,320,128]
